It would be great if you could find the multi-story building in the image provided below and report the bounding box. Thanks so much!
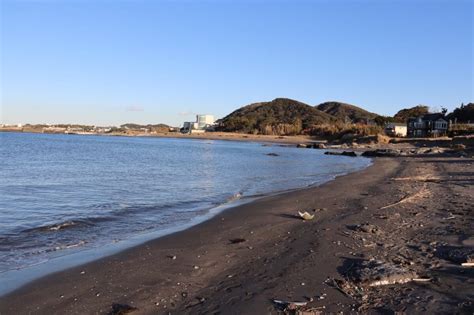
[182,114,215,133]
[407,113,448,137]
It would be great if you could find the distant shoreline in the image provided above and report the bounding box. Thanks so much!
[0,129,322,145]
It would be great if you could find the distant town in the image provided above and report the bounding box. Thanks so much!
[1,100,473,140]
[0,114,217,136]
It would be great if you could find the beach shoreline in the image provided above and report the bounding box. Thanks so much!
[1,129,322,146]
[1,150,473,314]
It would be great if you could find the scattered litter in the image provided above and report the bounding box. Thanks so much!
[273,300,308,307]
[273,299,312,312]
[324,278,361,298]
[196,296,206,303]
[442,213,456,220]
[349,223,380,234]
[298,211,315,220]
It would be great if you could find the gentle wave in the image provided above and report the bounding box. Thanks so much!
[22,217,112,234]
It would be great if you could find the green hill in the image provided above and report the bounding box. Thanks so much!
[218,98,334,135]
[316,101,378,123]
[393,105,430,122]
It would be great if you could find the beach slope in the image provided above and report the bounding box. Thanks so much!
[1,155,473,314]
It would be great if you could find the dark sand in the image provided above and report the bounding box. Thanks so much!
[1,153,473,314]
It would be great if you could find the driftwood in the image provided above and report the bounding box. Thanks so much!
[391,175,441,182]
[412,278,432,282]
[380,184,430,209]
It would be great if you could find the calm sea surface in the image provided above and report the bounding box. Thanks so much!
[0,132,371,291]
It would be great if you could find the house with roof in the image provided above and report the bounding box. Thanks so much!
[385,122,407,137]
[407,113,448,137]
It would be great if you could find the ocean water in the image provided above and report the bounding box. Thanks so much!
[0,132,371,291]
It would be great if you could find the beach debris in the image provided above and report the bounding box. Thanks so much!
[298,211,315,221]
[324,278,361,298]
[380,184,430,209]
[442,212,456,220]
[273,299,326,314]
[436,246,474,264]
[273,299,308,311]
[349,260,418,287]
[167,255,177,260]
[349,223,380,234]
[108,303,138,315]
[412,277,432,282]
[297,144,308,148]
[461,255,474,267]
[391,175,441,182]
[193,265,200,270]
[229,238,246,244]
[273,300,308,306]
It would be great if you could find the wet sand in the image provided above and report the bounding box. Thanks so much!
[1,153,473,314]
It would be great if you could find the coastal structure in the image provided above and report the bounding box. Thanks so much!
[385,122,407,137]
[182,114,216,134]
[407,113,448,137]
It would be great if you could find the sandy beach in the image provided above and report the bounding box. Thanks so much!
[1,144,473,314]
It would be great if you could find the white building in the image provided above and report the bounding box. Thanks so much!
[385,122,407,137]
[196,114,215,129]
[182,114,215,133]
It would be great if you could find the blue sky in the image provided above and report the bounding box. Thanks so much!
[1,0,472,126]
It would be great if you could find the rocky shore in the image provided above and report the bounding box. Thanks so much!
[1,145,473,314]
